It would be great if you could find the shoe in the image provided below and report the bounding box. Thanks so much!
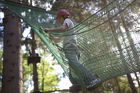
[86,78,101,88]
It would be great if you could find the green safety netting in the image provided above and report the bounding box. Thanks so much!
[0,0,140,88]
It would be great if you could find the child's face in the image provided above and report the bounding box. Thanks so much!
[56,17,64,25]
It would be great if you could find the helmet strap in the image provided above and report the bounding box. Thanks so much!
[62,15,68,20]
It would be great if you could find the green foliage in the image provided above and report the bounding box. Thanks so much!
[119,76,132,93]
[37,57,59,92]
[22,51,59,92]
[138,88,140,93]
[22,53,33,92]
[51,0,96,22]
[32,0,104,22]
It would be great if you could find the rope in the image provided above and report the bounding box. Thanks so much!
[39,89,69,93]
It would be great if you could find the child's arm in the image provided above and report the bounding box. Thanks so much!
[50,36,63,43]
[45,24,68,33]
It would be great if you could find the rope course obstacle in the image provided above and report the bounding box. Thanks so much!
[0,0,140,88]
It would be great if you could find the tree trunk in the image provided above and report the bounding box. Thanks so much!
[127,74,137,93]
[134,72,140,87]
[117,3,138,93]
[31,30,39,92]
[2,1,22,93]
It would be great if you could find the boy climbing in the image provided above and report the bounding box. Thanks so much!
[43,9,100,88]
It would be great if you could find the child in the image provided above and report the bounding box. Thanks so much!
[44,9,100,88]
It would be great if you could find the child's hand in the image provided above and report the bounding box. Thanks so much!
[39,27,43,33]
[44,28,50,33]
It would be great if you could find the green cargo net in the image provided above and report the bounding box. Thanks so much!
[0,0,140,88]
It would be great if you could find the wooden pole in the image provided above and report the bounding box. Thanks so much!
[31,29,39,92]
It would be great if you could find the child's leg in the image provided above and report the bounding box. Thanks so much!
[64,44,98,86]
[69,68,78,84]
